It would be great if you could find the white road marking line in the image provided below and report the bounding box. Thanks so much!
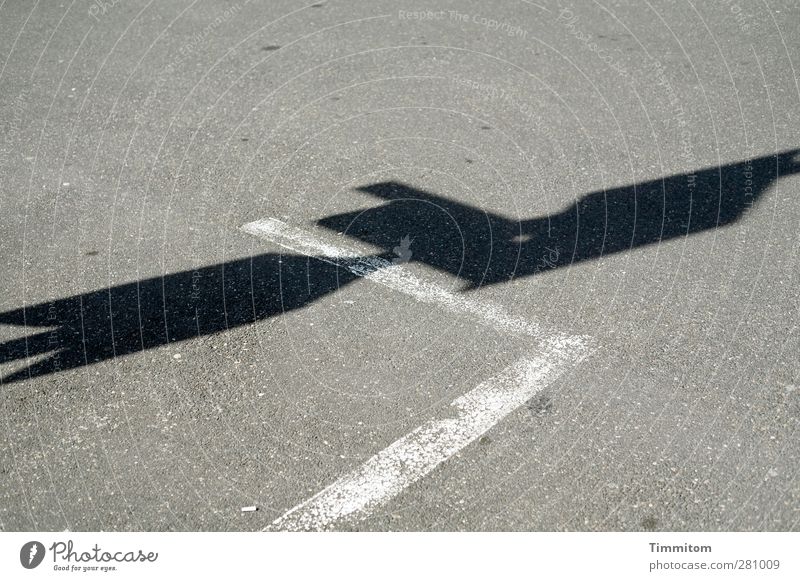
[266,342,588,531]
[241,217,590,530]
[242,218,578,342]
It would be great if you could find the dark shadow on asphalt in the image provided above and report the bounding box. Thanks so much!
[319,150,800,289]
[1,149,798,383]
[0,254,376,383]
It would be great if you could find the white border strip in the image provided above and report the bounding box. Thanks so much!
[268,341,587,531]
[242,217,591,531]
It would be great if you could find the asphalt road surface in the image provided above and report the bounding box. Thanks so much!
[1,0,798,531]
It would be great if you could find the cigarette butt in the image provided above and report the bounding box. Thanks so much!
[241,506,258,512]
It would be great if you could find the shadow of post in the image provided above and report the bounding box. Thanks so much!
[0,253,373,384]
[1,149,797,384]
[318,150,799,289]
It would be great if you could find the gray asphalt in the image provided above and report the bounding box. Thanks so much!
[1,0,798,531]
